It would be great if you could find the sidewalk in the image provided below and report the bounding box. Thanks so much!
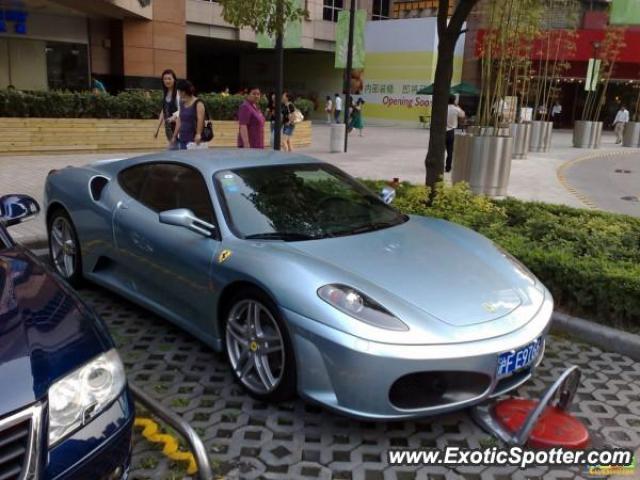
[1,124,637,244]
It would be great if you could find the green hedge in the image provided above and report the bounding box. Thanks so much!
[0,90,315,121]
[362,180,640,330]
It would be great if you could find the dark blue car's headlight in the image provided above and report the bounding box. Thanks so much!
[48,349,126,447]
[318,284,409,331]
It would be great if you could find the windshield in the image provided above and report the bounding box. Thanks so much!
[214,163,407,240]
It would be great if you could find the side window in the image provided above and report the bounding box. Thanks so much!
[138,163,182,213]
[175,168,215,224]
[136,163,215,224]
[118,164,149,200]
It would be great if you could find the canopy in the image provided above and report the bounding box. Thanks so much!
[416,82,480,96]
[451,82,480,95]
[416,84,434,95]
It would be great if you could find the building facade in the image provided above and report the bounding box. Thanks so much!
[461,0,640,126]
[0,0,407,96]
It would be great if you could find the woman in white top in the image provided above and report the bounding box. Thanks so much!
[325,96,333,124]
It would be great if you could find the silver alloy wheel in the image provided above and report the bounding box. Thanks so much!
[226,299,285,395]
[50,216,77,279]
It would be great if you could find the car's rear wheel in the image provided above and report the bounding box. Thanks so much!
[48,209,83,286]
[224,288,296,402]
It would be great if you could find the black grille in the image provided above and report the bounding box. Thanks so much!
[0,417,31,480]
[389,371,491,410]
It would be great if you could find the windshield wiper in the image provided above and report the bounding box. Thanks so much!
[335,220,404,236]
[244,232,317,241]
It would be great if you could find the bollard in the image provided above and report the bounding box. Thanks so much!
[330,123,346,153]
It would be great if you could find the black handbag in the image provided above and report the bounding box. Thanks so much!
[196,99,214,142]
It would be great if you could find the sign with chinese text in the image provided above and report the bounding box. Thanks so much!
[361,18,465,123]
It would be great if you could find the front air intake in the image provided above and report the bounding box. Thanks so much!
[389,371,491,410]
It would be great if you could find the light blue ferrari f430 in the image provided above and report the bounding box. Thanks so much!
[44,150,553,420]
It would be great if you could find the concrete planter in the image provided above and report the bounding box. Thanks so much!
[529,120,553,152]
[452,132,513,197]
[510,122,531,159]
[573,120,602,149]
[622,121,640,147]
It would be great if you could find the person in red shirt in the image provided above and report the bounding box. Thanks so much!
[237,87,266,149]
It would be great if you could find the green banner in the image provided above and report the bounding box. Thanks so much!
[610,0,640,25]
[585,58,601,92]
[335,9,366,69]
[256,0,303,49]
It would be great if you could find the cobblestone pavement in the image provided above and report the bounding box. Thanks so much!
[73,284,640,480]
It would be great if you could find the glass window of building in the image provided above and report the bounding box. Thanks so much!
[323,0,344,22]
[372,0,391,20]
[45,42,89,91]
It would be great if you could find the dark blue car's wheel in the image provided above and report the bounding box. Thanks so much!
[224,288,296,402]
[48,209,83,286]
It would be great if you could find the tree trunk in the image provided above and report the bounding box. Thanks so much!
[424,0,478,204]
[425,34,456,201]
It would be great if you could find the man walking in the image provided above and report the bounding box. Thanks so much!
[446,95,465,173]
[334,93,343,123]
[613,104,629,144]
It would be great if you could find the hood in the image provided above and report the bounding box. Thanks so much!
[0,248,112,417]
[288,216,542,328]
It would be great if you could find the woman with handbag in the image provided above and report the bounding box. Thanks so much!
[154,69,180,148]
[171,80,211,150]
[281,92,299,152]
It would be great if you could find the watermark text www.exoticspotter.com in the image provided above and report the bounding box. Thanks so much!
[388,447,635,470]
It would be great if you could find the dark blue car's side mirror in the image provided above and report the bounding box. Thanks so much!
[0,194,40,227]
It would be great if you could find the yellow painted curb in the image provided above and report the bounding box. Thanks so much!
[134,417,198,475]
[556,149,640,210]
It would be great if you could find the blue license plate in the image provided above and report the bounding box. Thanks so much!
[496,338,542,379]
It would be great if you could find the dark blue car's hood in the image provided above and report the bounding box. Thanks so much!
[0,247,112,418]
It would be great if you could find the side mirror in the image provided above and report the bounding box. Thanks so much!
[159,208,216,238]
[379,186,396,205]
[0,194,40,226]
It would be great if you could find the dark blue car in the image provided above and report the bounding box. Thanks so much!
[0,194,134,479]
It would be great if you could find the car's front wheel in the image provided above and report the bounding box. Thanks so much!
[224,288,296,402]
[48,209,83,286]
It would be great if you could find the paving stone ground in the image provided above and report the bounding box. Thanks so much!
[73,284,640,480]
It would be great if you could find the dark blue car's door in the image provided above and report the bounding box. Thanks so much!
[113,162,220,341]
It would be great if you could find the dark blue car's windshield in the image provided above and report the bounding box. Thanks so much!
[214,163,406,240]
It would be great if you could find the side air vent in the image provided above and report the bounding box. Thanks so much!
[89,176,110,202]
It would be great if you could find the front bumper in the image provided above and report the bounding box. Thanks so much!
[46,389,135,480]
[284,291,553,420]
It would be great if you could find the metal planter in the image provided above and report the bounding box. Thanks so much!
[573,120,602,149]
[622,122,640,147]
[529,121,553,152]
[466,126,510,136]
[510,122,531,159]
[452,132,513,197]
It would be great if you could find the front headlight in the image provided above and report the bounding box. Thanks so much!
[48,349,126,447]
[318,284,409,331]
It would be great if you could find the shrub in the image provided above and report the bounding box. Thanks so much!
[361,179,640,329]
[0,90,315,121]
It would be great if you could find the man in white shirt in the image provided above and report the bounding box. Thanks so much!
[334,93,343,123]
[551,101,562,127]
[613,105,629,144]
[446,95,466,173]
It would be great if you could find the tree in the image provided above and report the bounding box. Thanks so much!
[424,0,479,202]
[218,0,307,150]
